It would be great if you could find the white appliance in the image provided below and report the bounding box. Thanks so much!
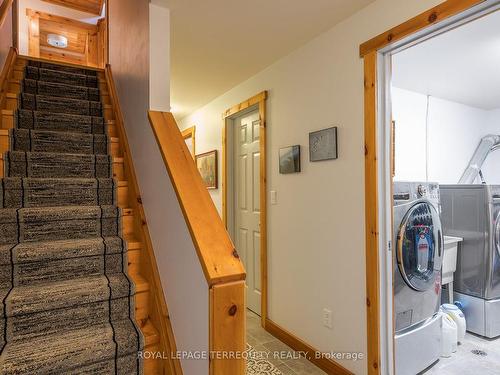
[393,182,443,375]
[441,184,500,338]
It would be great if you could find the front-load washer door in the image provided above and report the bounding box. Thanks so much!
[397,202,442,292]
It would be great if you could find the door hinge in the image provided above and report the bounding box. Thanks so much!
[388,240,392,252]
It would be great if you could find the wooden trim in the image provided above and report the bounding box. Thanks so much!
[11,0,18,49]
[363,51,380,375]
[26,8,98,30]
[222,91,267,119]
[209,281,246,375]
[181,125,196,158]
[359,0,486,56]
[0,47,17,127]
[361,2,488,374]
[18,54,104,72]
[265,319,353,375]
[0,0,13,29]
[221,91,268,327]
[27,11,40,58]
[41,0,104,16]
[148,111,246,286]
[105,66,183,375]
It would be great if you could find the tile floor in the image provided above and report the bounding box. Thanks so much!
[422,333,500,374]
[246,310,327,375]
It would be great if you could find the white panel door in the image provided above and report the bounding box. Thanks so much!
[234,110,261,314]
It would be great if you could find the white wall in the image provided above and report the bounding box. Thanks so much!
[18,0,102,56]
[108,1,207,373]
[178,1,444,373]
[149,3,170,111]
[392,87,500,185]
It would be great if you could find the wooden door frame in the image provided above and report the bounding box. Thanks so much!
[222,91,268,326]
[361,1,496,374]
[181,125,196,158]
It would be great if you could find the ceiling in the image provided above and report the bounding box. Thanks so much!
[166,0,374,119]
[41,0,104,16]
[392,10,500,110]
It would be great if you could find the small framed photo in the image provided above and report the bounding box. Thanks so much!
[195,150,218,189]
[279,145,301,174]
[309,127,338,162]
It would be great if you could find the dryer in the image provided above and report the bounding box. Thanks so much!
[393,182,443,375]
[440,184,500,338]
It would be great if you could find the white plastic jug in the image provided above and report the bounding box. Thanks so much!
[441,312,458,357]
[442,304,466,344]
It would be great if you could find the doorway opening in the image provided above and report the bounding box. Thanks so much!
[222,91,267,321]
[362,1,500,374]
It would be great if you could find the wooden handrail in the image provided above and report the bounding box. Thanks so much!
[105,66,183,375]
[0,0,13,29]
[148,111,246,286]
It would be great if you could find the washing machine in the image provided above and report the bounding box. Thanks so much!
[393,182,443,375]
[440,184,500,338]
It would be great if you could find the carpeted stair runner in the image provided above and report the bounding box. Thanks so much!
[0,60,143,374]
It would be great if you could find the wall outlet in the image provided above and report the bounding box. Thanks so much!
[322,308,333,329]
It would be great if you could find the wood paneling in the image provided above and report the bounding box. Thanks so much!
[97,17,107,67]
[41,0,104,16]
[27,9,100,67]
[359,0,486,57]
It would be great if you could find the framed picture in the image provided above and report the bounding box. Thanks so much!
[196,150,218,189]
[279,145,301,174]
[309,127,338,162]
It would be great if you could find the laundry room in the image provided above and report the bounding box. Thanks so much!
[389,8,500,375]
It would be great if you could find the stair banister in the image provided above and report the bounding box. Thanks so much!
[148,111,246,375]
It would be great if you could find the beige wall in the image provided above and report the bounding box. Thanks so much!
[179,0,444,373]
[108,1,208,373]
[149,2,170,111]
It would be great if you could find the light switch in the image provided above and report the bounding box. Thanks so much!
[270,190,277,205]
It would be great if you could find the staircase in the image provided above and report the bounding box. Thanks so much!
[0,58,161,374]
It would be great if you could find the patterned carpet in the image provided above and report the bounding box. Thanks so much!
[0,60,143,374]
[246,344,282,375]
